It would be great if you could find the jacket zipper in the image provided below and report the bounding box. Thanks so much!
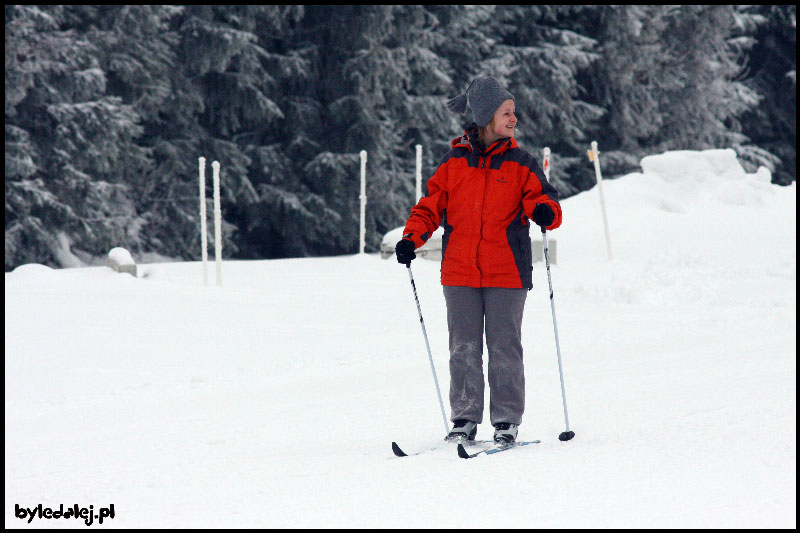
[474,154,489,280]
[476,154,492,278]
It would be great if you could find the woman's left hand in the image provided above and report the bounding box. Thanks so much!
[532,204,555,228]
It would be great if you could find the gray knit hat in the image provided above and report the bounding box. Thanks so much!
[446,76,515,127]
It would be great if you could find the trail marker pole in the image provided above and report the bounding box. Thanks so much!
[212,160,222,286]
[199,157,223,286]
[415,144,423,202]
[589,141,612,260]
[199,157,209,286]
[360,150,367,254]
[543,147,551,180]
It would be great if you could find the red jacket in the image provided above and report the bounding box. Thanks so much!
[403,128,562,289]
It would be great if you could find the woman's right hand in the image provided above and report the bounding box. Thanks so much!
[395,239,416,265]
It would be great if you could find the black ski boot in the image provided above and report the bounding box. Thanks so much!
[493,423,518,444]
[446,419,478,441]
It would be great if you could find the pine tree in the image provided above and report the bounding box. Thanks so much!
[424,5,498,157]
[229,5,345,258]
[5,5,146,269]
[6,5,793,271]
[586,6,764,159]
[737,5,795,185]
[656,6,760,149]
[334,5,458,246]
[481,6,605,195]
[242,5,462,255]
[567,5,775,184]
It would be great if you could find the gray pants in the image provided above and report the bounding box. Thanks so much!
[443,286,528,426]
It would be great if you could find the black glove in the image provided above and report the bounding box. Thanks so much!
[395,239,416,265]
[532,203,555,228]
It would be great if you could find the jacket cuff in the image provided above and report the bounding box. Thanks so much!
[402,230,429,249]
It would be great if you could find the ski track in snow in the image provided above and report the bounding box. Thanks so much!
[5,150,796,527]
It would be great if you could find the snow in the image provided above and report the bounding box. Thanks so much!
[108,247,135,266]
[5,149,796,528]
[52,232,84,269]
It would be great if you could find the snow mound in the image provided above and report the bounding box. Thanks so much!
[6,263,55,282]
[108,247,135,266]
[640,148,758,183]
[597,148,780,217]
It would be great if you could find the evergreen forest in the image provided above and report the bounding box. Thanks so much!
[5,5,796,270]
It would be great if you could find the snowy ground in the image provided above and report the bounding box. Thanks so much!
[5,149,796,528]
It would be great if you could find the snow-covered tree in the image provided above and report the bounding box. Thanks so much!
[584,6,767,173]
[5,5,793,271]
[737,5,795,185]
[6,5,146,269]
[479,5,605,195]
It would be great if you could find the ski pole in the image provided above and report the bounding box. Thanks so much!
[541,227,575,441]
[406,264,450,436]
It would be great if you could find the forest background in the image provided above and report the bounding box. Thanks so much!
[4,5,796,270]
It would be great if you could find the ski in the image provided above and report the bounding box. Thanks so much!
[457,440,541,459]
[392,441,428,457]
[392,439,494,458]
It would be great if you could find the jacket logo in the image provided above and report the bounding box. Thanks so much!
[496,176,509,183]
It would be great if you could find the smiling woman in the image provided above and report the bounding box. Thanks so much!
[394,76,563,446]
[444,76,518,150]
[479,99,517,150]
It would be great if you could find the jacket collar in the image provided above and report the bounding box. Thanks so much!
[451,123,517,156]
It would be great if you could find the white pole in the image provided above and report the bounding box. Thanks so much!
[415,144,422,201]
[359,150,367,255]
[542,147,551,181]
[589,141,613,259]
[212,160,223,285]
[199,157,208,286]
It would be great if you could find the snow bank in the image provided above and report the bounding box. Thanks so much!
[4,263,56,285]
[640,148,757,182]
[636,148,775,207]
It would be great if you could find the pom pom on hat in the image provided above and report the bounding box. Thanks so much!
[446,93,468,114]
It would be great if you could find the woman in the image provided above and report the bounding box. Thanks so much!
[395,76,562,444]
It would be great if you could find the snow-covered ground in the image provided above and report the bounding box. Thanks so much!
[5,149,796,528]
